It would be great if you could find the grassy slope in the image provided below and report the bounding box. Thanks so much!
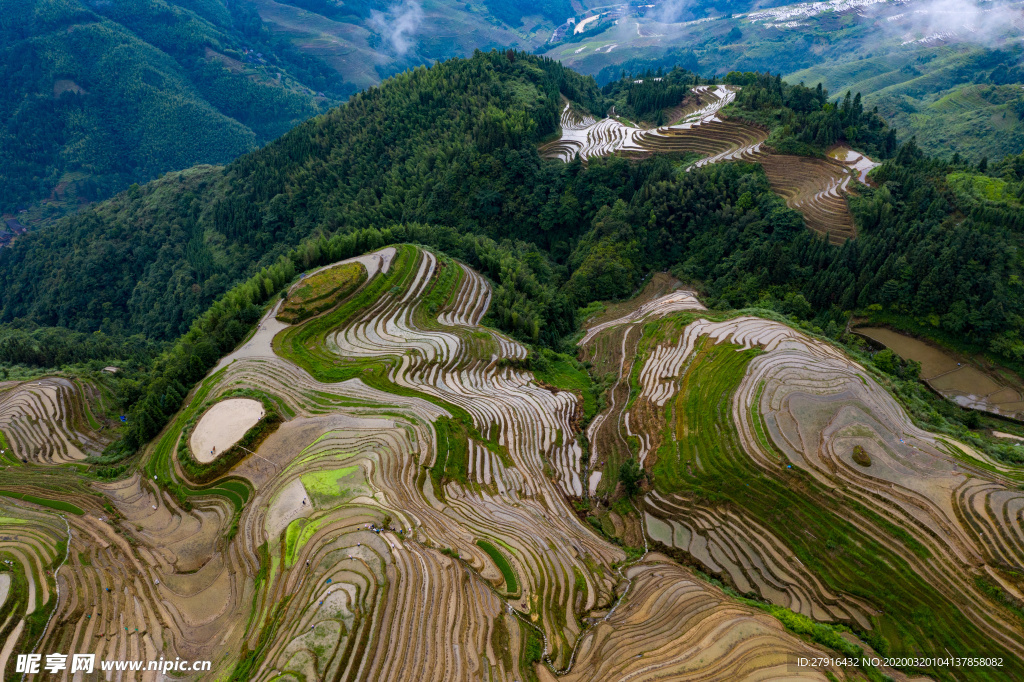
[789,47,1024,161]
[532,350,599,421]
[277,261,367,323]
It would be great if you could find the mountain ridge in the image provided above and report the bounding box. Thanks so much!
[0,0,344,216]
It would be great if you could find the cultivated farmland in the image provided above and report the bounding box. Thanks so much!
[0,247,1020,680]
[582,304,1024,679]
[542,85,874,243]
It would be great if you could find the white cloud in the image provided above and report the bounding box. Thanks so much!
[653,0,695,25]
[369,0,424,56]
[877,0,1024,47]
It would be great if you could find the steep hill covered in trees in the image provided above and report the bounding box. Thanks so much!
[1,50,1023,381]
[0,0,344,213]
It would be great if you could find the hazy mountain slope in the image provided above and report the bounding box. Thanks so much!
[0,0,341,214]
[243,0,559,88]
[241,0,784,91]
[790,46,1024,161]
[542,0,1024,161]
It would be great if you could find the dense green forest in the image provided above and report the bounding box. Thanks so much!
[0,0,346,212]
[2,50,1023,460]
[725,71,898,158]
[601,67,692,124]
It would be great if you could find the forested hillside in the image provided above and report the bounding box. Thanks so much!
[0,0,344,213]
[0,51,608,342]
[2,51,1024,435]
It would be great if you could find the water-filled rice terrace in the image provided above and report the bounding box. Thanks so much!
[580,290,1024,681]
[0,245,1021,680]
[541,85,869,244]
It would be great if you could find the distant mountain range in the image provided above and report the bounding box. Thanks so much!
[3,0,1024,226]
[0,0,342,216]
[245,0,1024,162]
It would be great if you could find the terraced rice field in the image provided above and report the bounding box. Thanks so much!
[1,245,1021,679]
[0,378,113,465]
[539,86,750,163]
[583,310,1024,680]
[758,154,858,243]
[542,86,871,243]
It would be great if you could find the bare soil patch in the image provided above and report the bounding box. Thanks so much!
[189,398,264,464]
[203,47,244,73]
[53,79,86,97]
[265,477,312,541]
[583,273,682,330]
[857,327,959,378]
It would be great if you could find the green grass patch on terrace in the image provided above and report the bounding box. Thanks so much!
[277,261,367,324]
[301,466,358,498]
[72,379,103,431]
[430,416,471,493]
[520,619,545,678]
[476,538,519,594]
[300,465,363,508]
[284,518,309,568]
[648,336,1022,679]
[416,253,463,321]
[747,379,783,462]
[531,349,599,422]
[0,490,84,515]
[0,430,19,466]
